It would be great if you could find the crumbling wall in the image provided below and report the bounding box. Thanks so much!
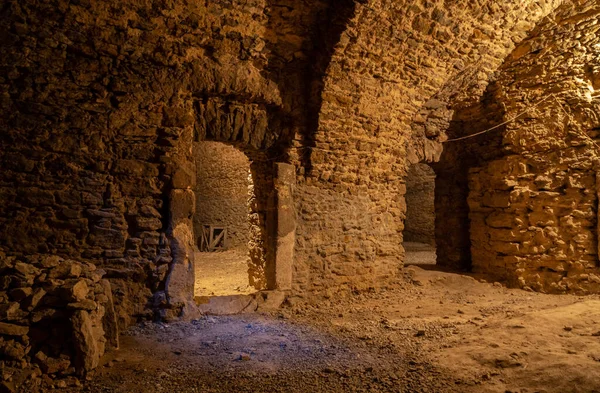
[468,1,600,293]
[404,164,436,245]
[193,142,251,250]
[0,253,118,391]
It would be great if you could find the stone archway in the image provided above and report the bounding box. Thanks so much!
[192,141,261,297]
[163,118,296,316]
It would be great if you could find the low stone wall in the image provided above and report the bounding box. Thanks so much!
[0,253,118,391]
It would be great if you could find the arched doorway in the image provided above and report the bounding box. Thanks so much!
[192,141,263,297]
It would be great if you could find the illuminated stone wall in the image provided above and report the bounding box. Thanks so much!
[468,1,600,293]
[291,0,565,296]
[0,0,326,322]
[2,3,600,386]
[193,142,251,250]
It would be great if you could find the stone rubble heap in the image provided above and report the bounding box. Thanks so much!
[0,252,118,391]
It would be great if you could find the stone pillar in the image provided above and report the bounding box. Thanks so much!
[267,163,296,290]
[165,188,199,320]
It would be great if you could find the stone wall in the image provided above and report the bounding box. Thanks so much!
[7,0,597,385]
[404,164,436,245]
[193,142,251,250]
[0,0,327,321]
[0,0,595,336]
[291,0,564,296]
[467,0,600,293]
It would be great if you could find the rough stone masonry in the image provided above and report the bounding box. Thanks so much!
[0,0,599,388]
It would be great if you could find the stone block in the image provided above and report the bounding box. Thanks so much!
[8,288,32,302]
[255,290,286,312]
[113,160,159,177]
[528,211,557,227]
[100,280,119,350]
[71,310,100,375]
[136,217,162,231]
[60,280,89,303]
[0,322,29,336]
[0,303,22,321]
[195,295,258,315]
[169,189,195,225]
[0,339,26,360]
[485,212,516,229]
[34,351,71,374]
[482,192,511,208]
[172,161,196,189]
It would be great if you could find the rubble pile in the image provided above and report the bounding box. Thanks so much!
[0,252,118,391]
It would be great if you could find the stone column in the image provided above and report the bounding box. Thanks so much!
[163,119,200,320]
[165,188,198,319]
[267,163,296,290]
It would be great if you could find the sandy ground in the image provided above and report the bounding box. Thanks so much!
[53,267,600,393]
[404,242,437,265]
[195,250,255,297]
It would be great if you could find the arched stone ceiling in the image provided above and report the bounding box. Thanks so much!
[309,0,566,171]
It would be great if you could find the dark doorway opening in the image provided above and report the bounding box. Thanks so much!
[403,163,437,266]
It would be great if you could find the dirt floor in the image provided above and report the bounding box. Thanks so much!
[404,242,437,265]
[59,267,600,393]
[195,249,255,297]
